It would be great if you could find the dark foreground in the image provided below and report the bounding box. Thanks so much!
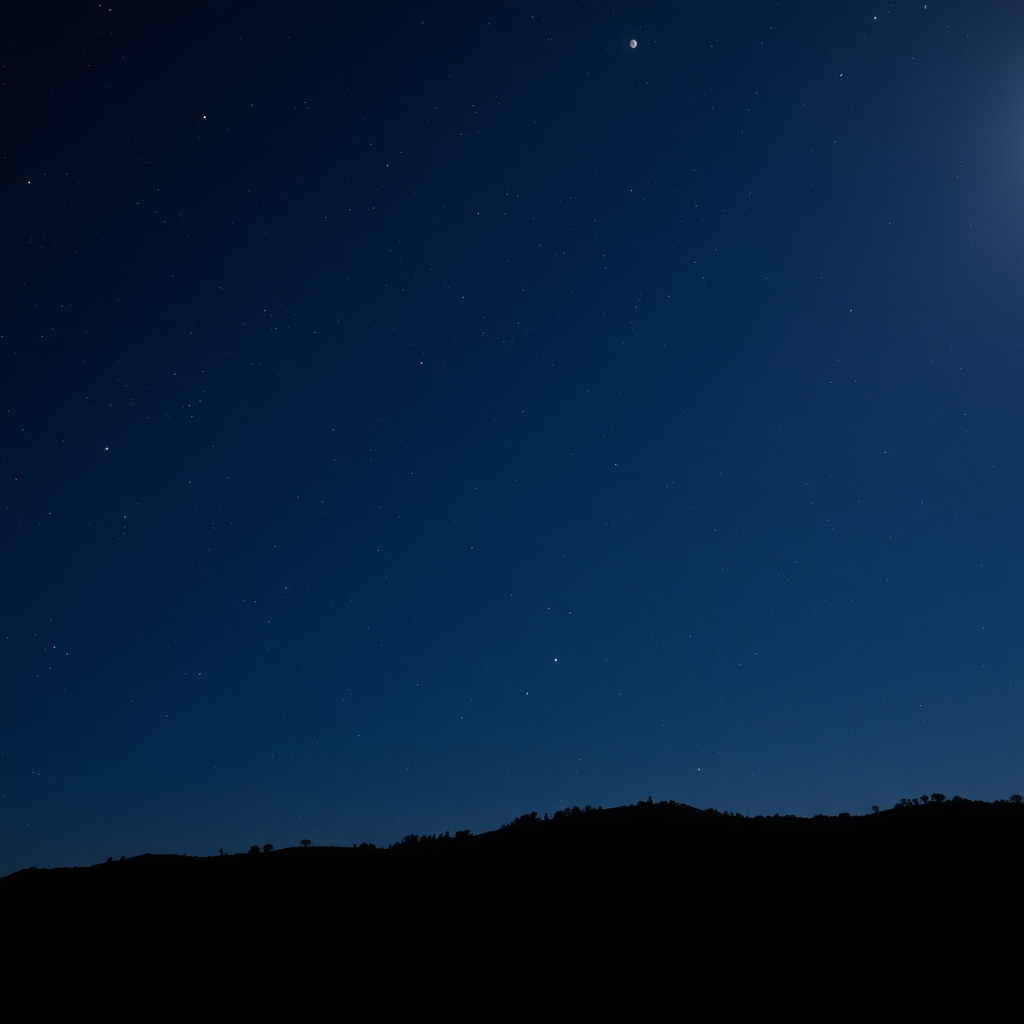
[4,797,1021,1018]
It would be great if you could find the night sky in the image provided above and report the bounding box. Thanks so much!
[2,2,1021,875]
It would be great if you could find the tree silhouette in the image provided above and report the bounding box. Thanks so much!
[262,843,273,854]
[249,845,260,855]
[299,839,312,848]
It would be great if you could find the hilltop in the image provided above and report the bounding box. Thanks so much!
[4,794,1020,1017]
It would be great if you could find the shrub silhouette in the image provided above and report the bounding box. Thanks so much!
[299,839,312,848]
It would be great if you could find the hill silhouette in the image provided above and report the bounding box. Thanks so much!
[4,795,1020,1018]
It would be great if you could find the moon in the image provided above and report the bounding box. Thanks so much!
[629,38,637,49]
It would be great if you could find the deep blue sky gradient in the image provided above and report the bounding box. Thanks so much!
[2,2,1022,874]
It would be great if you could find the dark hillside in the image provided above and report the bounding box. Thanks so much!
[4,796,1020,1017]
